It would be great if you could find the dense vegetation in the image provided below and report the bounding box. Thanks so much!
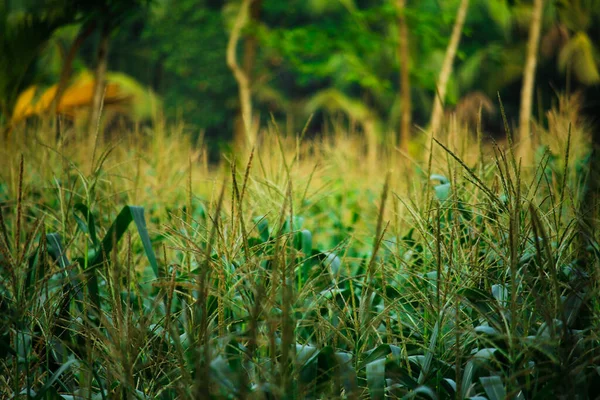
[2,0,600,147]
[1,96,599,398]
[1,0,600,399]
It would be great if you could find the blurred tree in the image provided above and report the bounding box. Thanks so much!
[49,23,96,115]
[0,0,73,124]
[0,0,152,135]
[4,0,598,152]
[256,0,479,156]
[292,0,399,162]
[519,0,544,159]
[396,0,411,151]
[226,0,256,150]
[142,0,237,146]
[243,0,262,81]
[259,0,412,150]
[258,0,386,149]
[451,0,522,127]
[239,0,263,147]
[542,0,600,86]
[455,0,600,135]
[69,0,151,136]
[429,0,470,138]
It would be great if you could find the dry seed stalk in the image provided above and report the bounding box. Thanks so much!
[15,155,24,264]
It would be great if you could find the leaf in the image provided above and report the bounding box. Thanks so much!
[479,376,506,400]
[404,386,438,399]
[433,183,451,202]
[484,0,512,34]
[441,378,456,395]
[253,216,270,243]
[296,343,319,391]
[305,88,383,136]
[387,359,419,390]
[474,325,500,336]
[73,203,98,246]
[418,319,439,384]
[558,32,600,85]
[210,355,238,395]
[491,284,508,308]
[334,351,357,395]
[75,206,160,311]
[563,290,585,327]
[458,49,487,90]
[295,229,313,282]
[459,288,503,330]
[26,234,45,292]
[362,344,403,368]
[295,345,356,396]
[316,346,342,388]
[472,348,498,362]
[322,251,341,280]
[91,205,161,279]
[32,359,78,400]
[294,229,312,253]
[225,338,244,379]
[460,349,499,398]
[296,343,319,365]
[430,174,449,184]
[46,233,70,270]
[46,233,83,301]
[461,360,476,398]
[366,358,386,400]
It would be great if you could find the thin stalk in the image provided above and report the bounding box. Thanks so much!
[557,124,572,233]
[194,180,227,398]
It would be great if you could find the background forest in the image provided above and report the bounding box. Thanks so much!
[2,1,600,399]
[2,0,600,151]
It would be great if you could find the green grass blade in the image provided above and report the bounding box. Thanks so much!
[128,206,160,278]
[73,203,99,246]
[418,319,439,385]
[366,358,385,400]
[479,376,506,400]
[32,358,77,400]
[46,233,70,269]
[91,205,160,278]
[334,351,357,396]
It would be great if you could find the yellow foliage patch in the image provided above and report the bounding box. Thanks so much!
[10,72,139,125]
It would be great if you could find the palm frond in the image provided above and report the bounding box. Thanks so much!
[558,32,600,85]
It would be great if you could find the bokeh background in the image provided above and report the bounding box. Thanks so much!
[2,0,599,154]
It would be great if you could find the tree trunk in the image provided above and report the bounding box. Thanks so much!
[235,0,261,150]
[227,0,255,151]
[397,0,411,151]
[428,0,470,138]
[88,22,110,138]
[242,0,261,79]
[518,0,544,162]
[50,23,95,115]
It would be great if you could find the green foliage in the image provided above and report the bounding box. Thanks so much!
[0,1,72,119]
[2,0,600,396]
[1,107,599,397]
[0,0,152,124]
[5,0,600,139]
[140,0,237,137]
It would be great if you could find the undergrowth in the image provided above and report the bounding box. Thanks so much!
[0,100,599,399]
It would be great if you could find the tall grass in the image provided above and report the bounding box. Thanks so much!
[0,99,598,399]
